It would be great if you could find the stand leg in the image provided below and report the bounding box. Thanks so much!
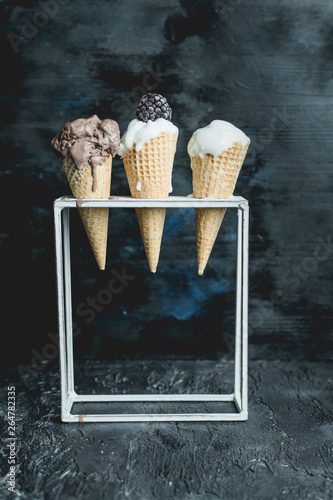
[241,203,249,416]
[63,208,75,398]
[234,208,243,410]
[54,206,69,421]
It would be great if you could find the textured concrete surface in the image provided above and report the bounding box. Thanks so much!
[1,360,333,499]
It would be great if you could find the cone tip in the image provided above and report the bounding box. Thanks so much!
[198,263,206,275]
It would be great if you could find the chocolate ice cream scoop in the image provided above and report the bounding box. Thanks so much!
[51,114,120,191]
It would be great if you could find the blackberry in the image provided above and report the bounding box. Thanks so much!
[136,93,172,122]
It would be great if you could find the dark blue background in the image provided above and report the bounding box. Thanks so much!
[1,0,333,372]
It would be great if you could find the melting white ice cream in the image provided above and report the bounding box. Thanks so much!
[118,118,179,195]
[117,118,178,157]
[187,120,250,159]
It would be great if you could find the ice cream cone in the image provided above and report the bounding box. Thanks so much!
[123,131,178,272]
[63,155,112,270]
[51,114,120,270]
[192,141,249,275]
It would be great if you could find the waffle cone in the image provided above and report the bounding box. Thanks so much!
[63,156,112,270]
[192,141,249,275]
[123,132,178,272]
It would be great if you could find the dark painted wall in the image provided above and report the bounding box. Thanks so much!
[1,0,333,372]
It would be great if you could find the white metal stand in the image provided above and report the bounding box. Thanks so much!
[54,196,249,422]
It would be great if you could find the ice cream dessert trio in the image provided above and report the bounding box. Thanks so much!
[51,93,250,275]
